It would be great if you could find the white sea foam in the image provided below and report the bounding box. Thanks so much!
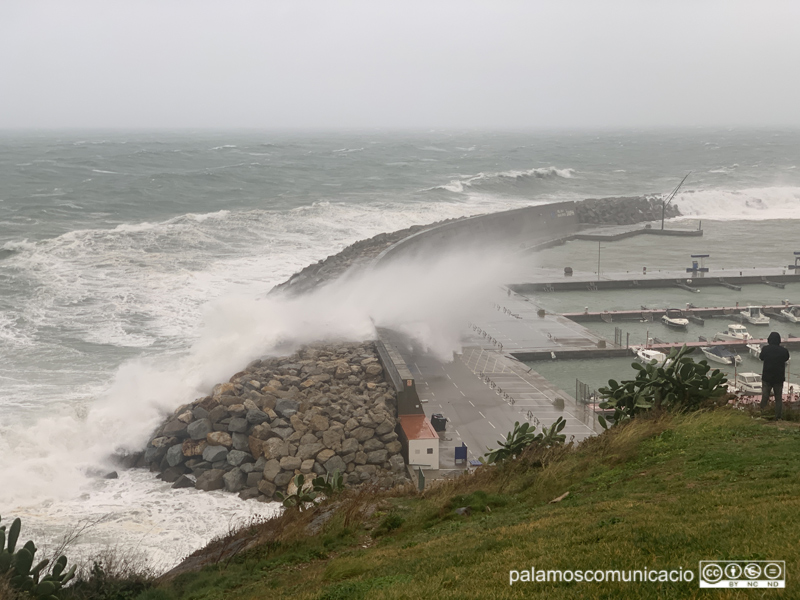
[673,186,800,220]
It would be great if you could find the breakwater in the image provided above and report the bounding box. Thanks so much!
[128,342,409,501]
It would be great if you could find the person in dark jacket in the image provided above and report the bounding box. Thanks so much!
[759,331,790,419]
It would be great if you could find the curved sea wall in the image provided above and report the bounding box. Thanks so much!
[274,195,679,295]
[131,194,679,502]
[131,342,409,502]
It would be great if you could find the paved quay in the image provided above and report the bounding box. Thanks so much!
[381,286,603,479]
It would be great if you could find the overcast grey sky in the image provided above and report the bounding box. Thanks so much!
[1,0,799,129]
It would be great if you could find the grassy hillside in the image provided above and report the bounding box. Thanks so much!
[79,410,800,599]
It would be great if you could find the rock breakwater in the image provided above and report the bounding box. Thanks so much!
[576,196,681,225]
[133,342,409,502]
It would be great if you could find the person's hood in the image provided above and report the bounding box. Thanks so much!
[768,331,781,345]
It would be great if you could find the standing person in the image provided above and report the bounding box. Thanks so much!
[759,332,790,419]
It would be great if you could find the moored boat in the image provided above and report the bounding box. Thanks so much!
[740,306,770,326]
[734,372,762,395]
[715,323,752,342]
[700,345,742,365]
[780,305,800,323]
[634,347,672,367]
[661,308,689,329]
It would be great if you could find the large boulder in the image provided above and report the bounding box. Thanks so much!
[296,442,325,461]
[231,432,250,451]
[202,445,228,463]
[273,471,294,488]
[223,468,246,493]
[181,439,206,457]
[389,455,405,472]
[195,469,225,491]
[367,449,388,464]
[166,444,185,467]
[162,419,187,437]
[172,474,195,489]
[206,431,233,448]
[375,419,395,436]
[262,438,289,460]
[246,409,270,426]
[386,441,402,455]
[212,382,236,397]
[228,417,248,433]
[258,479,277,498]
[262,459,281,482]
[279,456,302,471]
[246,471,263,488]
[363,439,384,453]
[271,427,294,441]
[349,427,374,443]
[207,405,228,423]
[275,398,299,419]
[308,414,330,432]
[323,455,347,474]
[341,437,360,455]
[227,449,255,467]
[187,418,212,440]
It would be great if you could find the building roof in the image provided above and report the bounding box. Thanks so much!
[399,414,439,440]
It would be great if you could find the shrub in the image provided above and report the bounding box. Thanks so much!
[598,345,727,428]
[481,418,567,464]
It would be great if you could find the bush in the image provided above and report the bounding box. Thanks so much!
[598,345,727,428]
[481,418,567,464]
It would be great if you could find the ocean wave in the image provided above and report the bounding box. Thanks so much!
[674,186,800,220]
[428,166,575,193]
[708,163,739,174]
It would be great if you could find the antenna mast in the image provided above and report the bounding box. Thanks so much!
[661,172,691,230]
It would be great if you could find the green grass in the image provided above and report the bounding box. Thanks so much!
[137,410,800,600]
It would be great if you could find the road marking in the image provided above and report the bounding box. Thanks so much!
[488,421,496,429]
[452,381,458,388]
[447,374,452,380]
[478,411,486,418]
[430,392,435,397]
[455,429,460,436]
[468,400,475,407]
[460,391,466,397]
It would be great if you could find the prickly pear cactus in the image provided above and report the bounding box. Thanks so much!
[0,514,75,599]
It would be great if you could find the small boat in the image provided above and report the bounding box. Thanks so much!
[715,323,752,342]
[740,306,770,326]
[746,342,764,357]
[635,347,672,367]
[661,308,689,329]
[734,372,762,395]
[780,305,800,323]
[700,346,742,365]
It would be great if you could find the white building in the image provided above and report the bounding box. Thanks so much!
[399,414,439,469]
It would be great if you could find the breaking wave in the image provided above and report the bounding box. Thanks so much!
[429,166,575,194]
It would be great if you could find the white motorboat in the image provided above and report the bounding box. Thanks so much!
[734,372,762,395]
[635,347,672,367]
[780,305,800,323]
[661,309,689,329]
[715,323,752,342]
[740,306,770,326]
[700,345,742,365]
[746,342,763,357]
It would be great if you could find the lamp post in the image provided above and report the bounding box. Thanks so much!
[597,241,601,281]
